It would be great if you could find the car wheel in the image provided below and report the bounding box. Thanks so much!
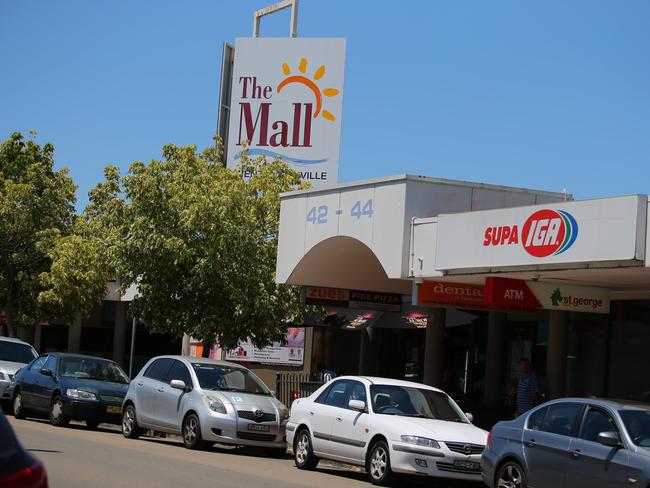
[86,420,100,429]
[496,461,527,488]
[13,391,26,419]
[182,413,207,450]
[294,428,319,470]
[49,395,69,427]
[367,440,393,486]
[122,404,143,439]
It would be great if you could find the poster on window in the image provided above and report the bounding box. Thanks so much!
[226,327,305,366]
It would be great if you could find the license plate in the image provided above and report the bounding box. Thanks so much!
[107,405,122,414]
[453,460,480,471]
[247,424,270,432]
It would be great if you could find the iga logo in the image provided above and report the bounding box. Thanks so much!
[521,209,578,257]
[483,209,579,258]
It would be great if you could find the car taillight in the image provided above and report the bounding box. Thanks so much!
[486,431,492,447]
[0,461,48,488]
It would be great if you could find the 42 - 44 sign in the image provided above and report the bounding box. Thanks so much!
[306,199,373,225]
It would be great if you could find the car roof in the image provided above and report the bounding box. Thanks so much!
[333,375,445,393]
[153,355,248,369]
[541,397,650,411]
[0,336,32,345]
[46,352,117,362]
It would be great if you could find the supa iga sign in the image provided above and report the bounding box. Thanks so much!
[436,196,647,271]
[226,38,346,187]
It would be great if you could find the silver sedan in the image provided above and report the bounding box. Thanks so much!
[482,398,650,488]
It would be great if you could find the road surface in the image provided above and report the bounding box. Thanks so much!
[8,416,479,488]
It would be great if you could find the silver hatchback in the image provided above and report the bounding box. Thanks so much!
[482,398,650,488]
[122,356,289,453]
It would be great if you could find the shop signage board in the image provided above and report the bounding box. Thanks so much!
[436,195,647,271]
[226,328,305,366]
[485,277,610,314]
[226,38,346,187]
[304,286,401,311]
[417,281,485,308]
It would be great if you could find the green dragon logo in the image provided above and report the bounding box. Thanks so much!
[550,288,563,306]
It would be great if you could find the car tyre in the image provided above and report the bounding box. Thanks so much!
[366,440,393,486]
[13,391,26,419]
[294,428,319,470]
[49,395,69,427]
[496,460,527,488]
[182,413,207,450]
[122,404,143,439]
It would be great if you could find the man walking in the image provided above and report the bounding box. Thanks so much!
[516,358,539,416]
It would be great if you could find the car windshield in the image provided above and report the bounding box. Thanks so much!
[620,409,650,447]
[0,341,37,364]
[59,357,129,383]
[191,363,270,395]
[370,385,466,422]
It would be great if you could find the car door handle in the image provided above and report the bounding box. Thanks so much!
[571,449,582,459]
[526,440,536,448]
[309,411,314,416]
[137,382,143,387]
[157,387,164,393]
[336,417,342,422]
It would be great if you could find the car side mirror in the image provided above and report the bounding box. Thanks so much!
[40,368,53,377]
[465,412,474,423]
[170,379,187,391]
[348,399,366,412]
[598,431,621,448]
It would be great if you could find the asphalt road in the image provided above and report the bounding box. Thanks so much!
[8,416,480,488]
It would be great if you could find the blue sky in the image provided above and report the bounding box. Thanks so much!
[1,1,648,207]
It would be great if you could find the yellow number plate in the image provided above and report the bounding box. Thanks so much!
[107,405,122,414]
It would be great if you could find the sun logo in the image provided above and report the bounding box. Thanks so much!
[277,58,340,122]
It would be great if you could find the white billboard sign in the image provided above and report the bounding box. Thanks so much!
[226,38,346,187]
[226,327,305,366]
[436,195,647,271]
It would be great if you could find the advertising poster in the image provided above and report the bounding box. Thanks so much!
[226,327,305,366]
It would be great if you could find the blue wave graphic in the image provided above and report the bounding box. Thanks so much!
[555,210,578,255]
[235,149,328,166]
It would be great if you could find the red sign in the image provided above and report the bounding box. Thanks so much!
[417,281,485,308]
[485,277,542,310]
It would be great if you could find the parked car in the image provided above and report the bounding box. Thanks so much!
[11,353,129,428]
[121,356,289,454]
[286,376,488,486]
[0,337,38,404]
[0,409,48,487]
[482,397,650,488]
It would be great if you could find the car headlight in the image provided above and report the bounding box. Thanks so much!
[202,395,227,414]
[66,389,98,401]
[279,402,290,421]
[400,435,440,449]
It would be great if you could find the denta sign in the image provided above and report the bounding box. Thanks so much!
[226,38,346,187]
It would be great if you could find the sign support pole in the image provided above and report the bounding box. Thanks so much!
[253,0,299,38]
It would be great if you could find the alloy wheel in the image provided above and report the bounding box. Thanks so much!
[370,446,387,480]
[51,398,63,421]
[296,432,309,465]
[184,417,197,445]
[123,408,134,435]
[498,464,524,488]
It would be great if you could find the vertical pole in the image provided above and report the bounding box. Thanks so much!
[128,316,137,379]
[290,0,299,38]
[484,312,507,406]
[423,308,446,387]
[547,310,569,399]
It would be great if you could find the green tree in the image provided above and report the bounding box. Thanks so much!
[87,141,310,349]
[0,132,76,336]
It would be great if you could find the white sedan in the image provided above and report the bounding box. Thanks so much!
[286,376,488,485]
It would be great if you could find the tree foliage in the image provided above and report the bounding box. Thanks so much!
[0,132,77,336]
[87,141,309,349]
